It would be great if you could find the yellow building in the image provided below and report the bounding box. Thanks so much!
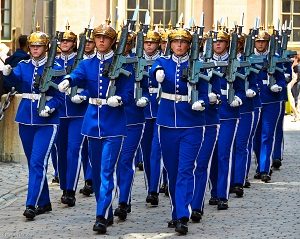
[1,0,299,50]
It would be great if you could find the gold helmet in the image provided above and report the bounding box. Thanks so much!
[160,20,173,42]
[79,31,94,42]
[169,17,192,43]
[62,21,77,42]
[116,31,136,44]
[256,27,270,41]
[238,33,246,45]
[216,29,230,42]
[93,18,117,40]
[27,23,49,46]
[144,25,161,43]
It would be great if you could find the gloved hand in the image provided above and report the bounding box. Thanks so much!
[246,89,256,98]
[136,97,149,107]
[2,64,12,76]
[230,96,243,107]
[156,69,165,83]
[270,84,282,92]
[71,94,86,104]
[107,95,122,107]
[39,106,54,117]
[58,79,70,92]
[208,92,218,104]
[192,100,205,111]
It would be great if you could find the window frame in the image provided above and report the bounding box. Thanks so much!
[281,0,300,42]
[1,0,12,41]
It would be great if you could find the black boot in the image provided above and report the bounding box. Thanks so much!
[114,202,129,221]
[167,219,178,228]
[137,162,144,171]
[233,184,244,198]
[244,178,251,188]
[61,190,67,204]
[272,159,282,169]
[35,203,52,215]
[23,205,36,219]
[65,190,76,207]
[254,172,261,179]
[191,210,202,223]
[175,217,188,235]
[79,180,93,196]
[93,216,108,234]
[159,183,166,193]
[261,173,271,183]
[146,192,159,206]
[217,199,228,210]
[209,197,219,205]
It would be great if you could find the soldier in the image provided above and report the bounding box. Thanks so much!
[2,26,63,219]
[58,21,133,234]
[151,23,205,235]
[115,31,147,220]
[253,28,286,182]
[140,27,163,207]
[209,27,244,210]
[55,23,90,206]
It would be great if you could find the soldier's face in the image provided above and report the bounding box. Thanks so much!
[124,42,133,55]
[213,40,228,55]
[160,41,167,52]
[94,35,114,53]
[144,42,159,56]
[29,45,46,59]
[171,39,190,56]
[255,40,269,53]
[84,41,95,54]
[60,39,75,53]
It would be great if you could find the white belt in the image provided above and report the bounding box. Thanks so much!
[77,88,84,93]
[149,87,159,93]
[221,89,228,96]
[89,98,107,106]
[22,93,53,101]
[262,80,268,85]
[161,92,188,102]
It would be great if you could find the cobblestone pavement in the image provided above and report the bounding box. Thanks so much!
[0,115,299,239]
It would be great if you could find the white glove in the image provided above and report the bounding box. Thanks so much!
[208,92,218,104]
[192,100,205,111]
[246,89,256,98]
[230,96,243,107]
[107,95,122,107]
[136,97,149,107]
[270,84,282,92]
[58,79,70,92]
[2,64,12,76]
[156,69,165,83]
[39,106,54,117]
[71,94,86,104]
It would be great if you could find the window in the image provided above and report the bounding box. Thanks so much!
[1,0,12,40]
[282,0,300,41]
[126,0,177,28]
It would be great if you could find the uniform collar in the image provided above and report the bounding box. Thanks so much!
[31,56,47,67]
[254,48,269,56]
[213,52,229,61]
[83,52,96,59]
[144,51,160,61]
[172,53,189,64]
[97,50,114,60]
[60,52,76,61]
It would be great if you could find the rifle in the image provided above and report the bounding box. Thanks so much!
[281,22,297,60]
[69,20,93,98]
[35,34,66,114]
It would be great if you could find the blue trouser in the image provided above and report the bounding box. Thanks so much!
[117,124,144,204]
[81,137,92,181]
[272,101,285,160]
[141,118,162,194]
[247,107,261,176]
[232,112,254,186]
[192,124,219,212]
[50,144,59,178]
[134,144,143,166]
[19,124,58,207]
[209,148,218,199]
[159,126,204,220]
[259,102,282,174]
[89,136,124,219]
[56,117,86,192]
[216,119,239,200]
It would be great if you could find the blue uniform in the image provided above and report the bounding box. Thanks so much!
[209,52,244,201]
[116,53,146,206]
[255,52,286,176]
[140,51,163,195]
[151,53,205,220]
[55,52,89,194]
[4,56,63,208]
[67,50,133,219]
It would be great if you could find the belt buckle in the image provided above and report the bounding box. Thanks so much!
[30,95,35,102]
[96,98,102,106]
[175,95,182,101]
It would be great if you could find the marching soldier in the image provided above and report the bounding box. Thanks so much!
[55,22,89,207]
[253,28,286,182]
[2,26,64,219]
[58,21,133,234]
[151,23,206,235]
